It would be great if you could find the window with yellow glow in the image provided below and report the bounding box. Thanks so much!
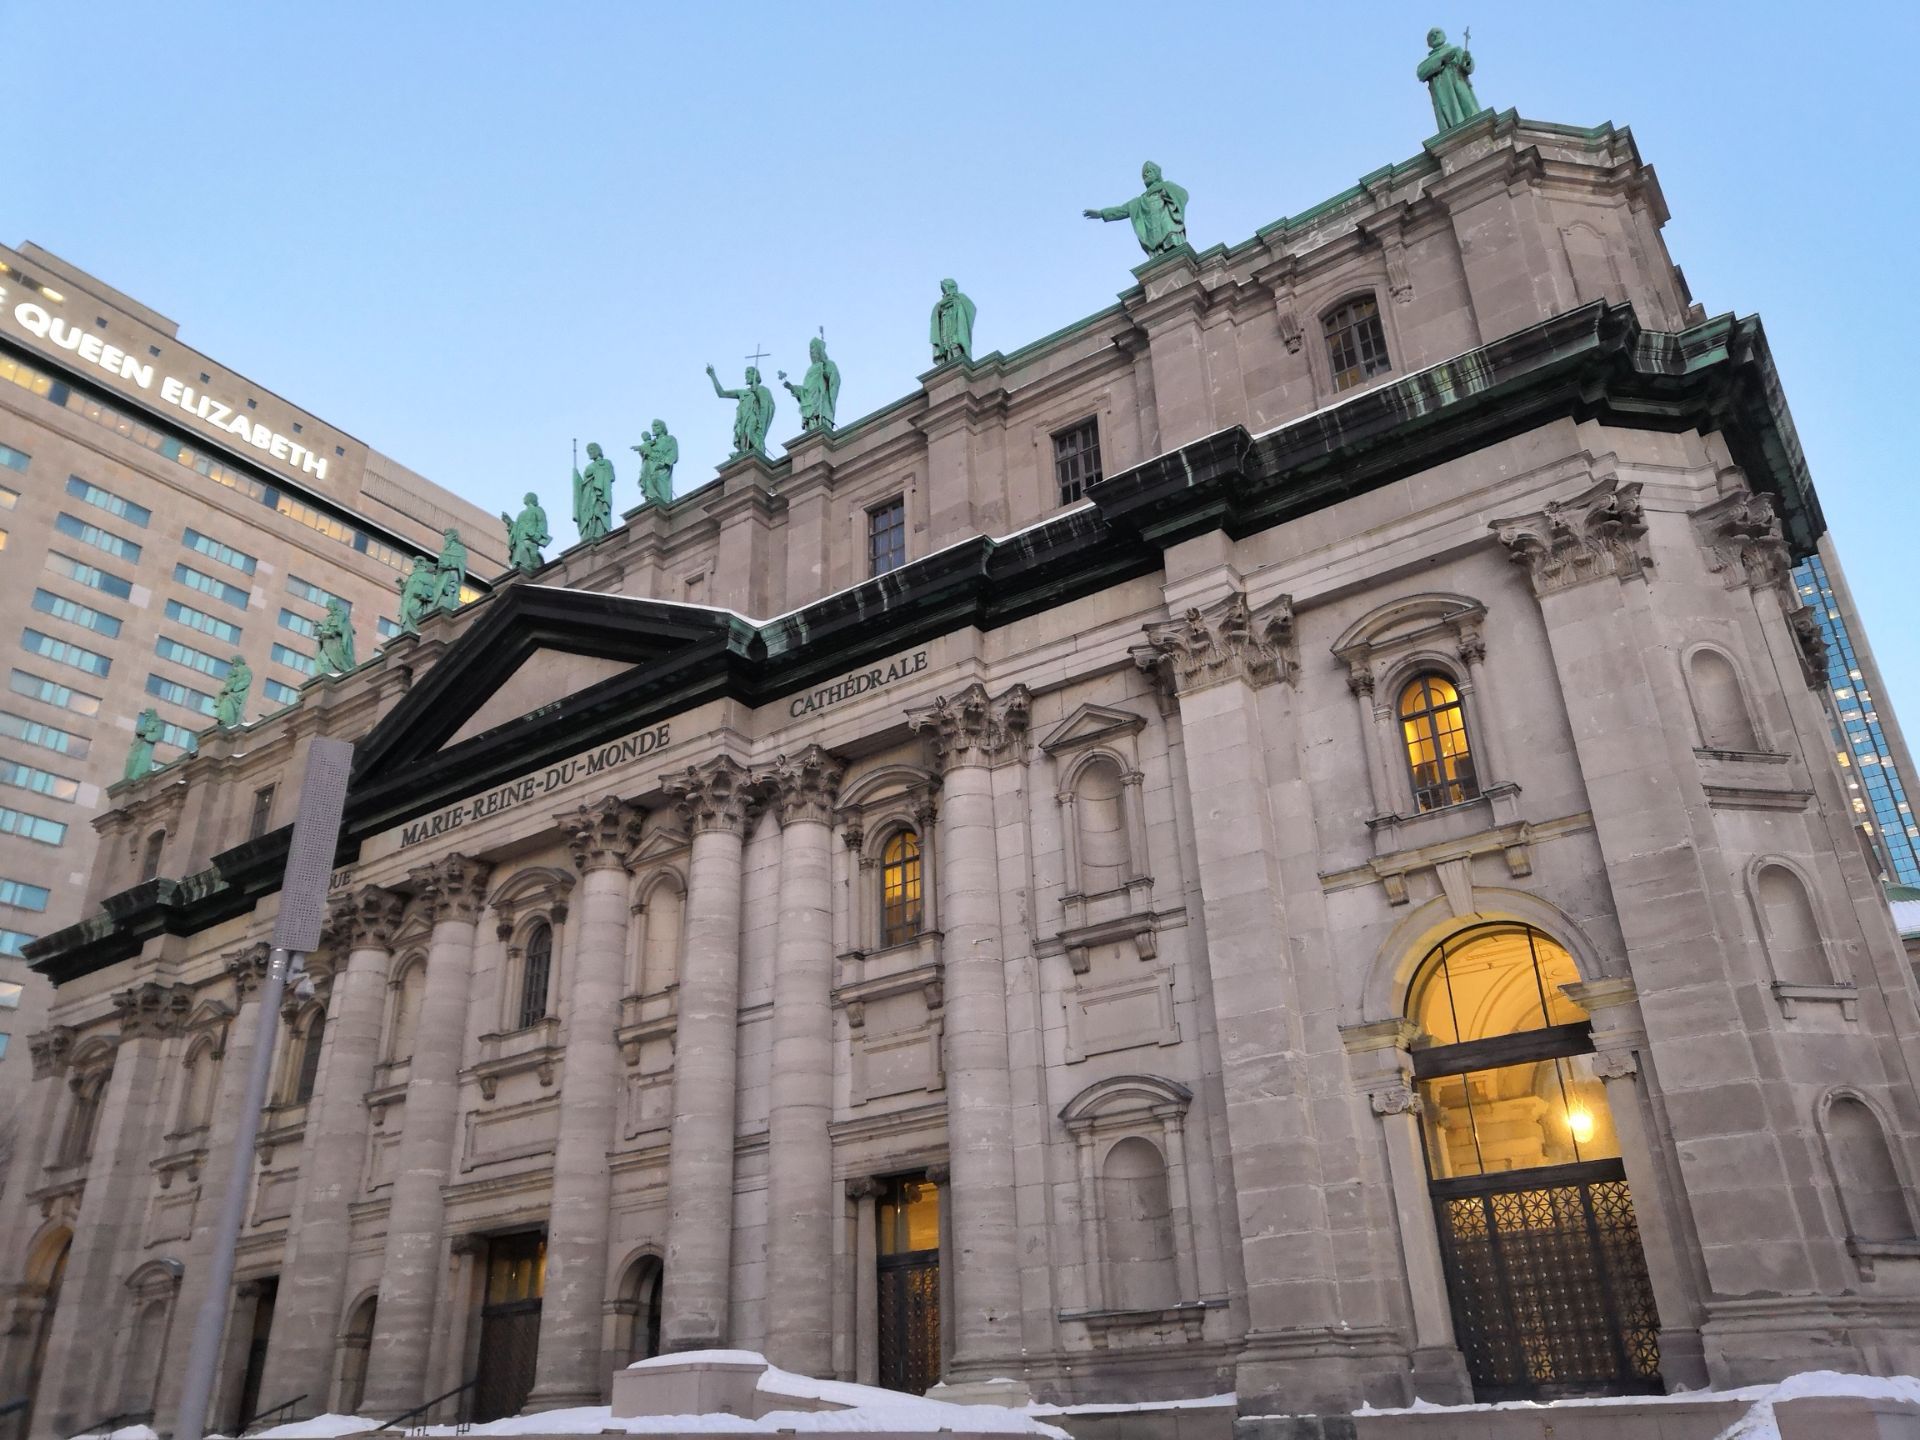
[878,1176,940,1255]
[880,829,923,948]
[1399,673,1479,811]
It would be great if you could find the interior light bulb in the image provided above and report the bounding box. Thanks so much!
[1567,1106,1596,1145]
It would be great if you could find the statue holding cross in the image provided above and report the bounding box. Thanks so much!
[707,351,777,460]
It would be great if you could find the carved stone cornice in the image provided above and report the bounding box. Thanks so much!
[1131,591,1296,696]
[906,682,1032,771]
[762,745,847,828]
[1694,488,1791,592]
[28,1026,74,1080]
[1490,477,1649,596]
[325,885,406,954]
[845,1176,880,1202]
[1787,604,1828,688]
[225,943,272,1004]
[556,796,647,874]
[663,754,757,835]
[407,854,495,925]
[113,982,193,1041]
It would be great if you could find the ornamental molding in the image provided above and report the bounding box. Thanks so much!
[324,884,406,954]
[1490,476,1649,596]
[1370,1085,1423,1117]
[906,682,1032,771]
[113,982,194,1041]
[555,796,647,874]
[225,943,272,1005]
[1787,604,1828,689]
[407,854,495,925]
[1693,488,1792,593]
[1131,591,1297,696]
[28,1026,74,1080]
[761,745,847,827]
[1590,1049,1640,1081]
[663,754,758,835]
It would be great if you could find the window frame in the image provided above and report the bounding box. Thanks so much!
[867,495,907,578]
[1051,417,1104,507]
[878,826,924,949]
[1321,292,1393,393]
[1397,670,1481,813]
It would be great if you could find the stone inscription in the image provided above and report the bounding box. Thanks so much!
[396,724,671,849]
[788,649,929,717]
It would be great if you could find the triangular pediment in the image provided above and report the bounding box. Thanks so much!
[1038,702,1146,756]
[442,651,634,750]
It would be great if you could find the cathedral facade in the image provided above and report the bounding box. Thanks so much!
[9,113,1920,1437]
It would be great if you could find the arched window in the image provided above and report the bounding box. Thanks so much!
[1324,294,1391,391]
[337,1295,377,1414]
[880,830,923,948]
[1100,1136,1178,1311]
[60,1071,108,1166]
[617,1254,664,1363]
[1754,864,1830,986]
[1399,673,1479,811]
[1688,649,1759,752]
[517,922,553,1030]
[1825,1096,1913,1242]
[387,957,425,1063]
[1073,758,1131,895]
[140,830,165,883]
[178,1042,220,1133]
[291,1010,326,1104]
[639,879,685,996]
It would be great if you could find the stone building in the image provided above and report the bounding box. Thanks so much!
[8,112,1920,1439]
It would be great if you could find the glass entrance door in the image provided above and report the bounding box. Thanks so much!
[876,1176,940,1395]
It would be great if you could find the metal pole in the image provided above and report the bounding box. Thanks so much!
[174,945,301,1440]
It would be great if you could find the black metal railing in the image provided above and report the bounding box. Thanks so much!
[242,1394,310,1433]
[372,1379,474,1435]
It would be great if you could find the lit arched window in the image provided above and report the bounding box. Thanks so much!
[518,921,553,1030]
[1324,295,1391,391]
[881,830,923,948]
[1399,674,1478,811]
[291,1009,326,1104]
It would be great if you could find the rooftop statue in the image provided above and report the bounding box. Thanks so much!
[1084,161,1189,258]
[930,279,976,366]
[316,598,357,674]
[1418,27,1482,132]
[214,655,252,729]
[435,528,467,615]
[504,492,551,573]
[633,421,678,508]
[124,707,162,782]
[708,363,776,460]
[780,337,842,433]
[397,556,439,634]
[574,442,615,543]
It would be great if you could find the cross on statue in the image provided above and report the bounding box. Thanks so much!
[746,344,771,369]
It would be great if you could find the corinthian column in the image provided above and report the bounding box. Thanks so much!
[905,681,1030,1375]
[529,798,645,1409]
[256,886,405,1416]
[761,746,844,1376]
[362,855,492,1415]
[658,755,755,1352]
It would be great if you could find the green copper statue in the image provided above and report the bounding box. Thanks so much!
[573,442,615,542]
[1418,28,1481,132]
[504,492,551,573]
[632,422,678,508]
[316,598,356,674]
[930,279,976,365]
[434,528,467,615]
[780,337,842,433]
[124,708,162,782]
[214,656,252,729]
[1085,162,1189,257]
[707,364,776,459]
[397,556,439,634]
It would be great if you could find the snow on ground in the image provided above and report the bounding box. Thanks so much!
[254,1416,390,1439]
[1025,1394,1236,1417]
[69,1428,159,1440]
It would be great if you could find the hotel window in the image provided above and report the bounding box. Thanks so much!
[181,528,258,575]
[377,617,403,640]
[140,829,165,882]
[263,679,301,708]
[64,476,151,527]
[880,829,924,948]
[1399,673,1479,811]
[157,719,198,753]
[0,446,28,472]
[278,608,318,640]
[146,673,217,718]
[0,711,88,759]
[164,600,243,645]
[288,576,349,611]
[272,643,317,676]
[868,497,907,576]
[154,636,231,680]
[0,487,14,510]
[0,760,80,803]
[0,807,66,846]
[0,931,29,958]
[1324,295,1391,391]
[1053,418,1103,505]
[518,921,554,1030]
[22,630,111,678]
[173,563,250,609]
[54,513,142,564]
[249,785,277,839]
[11,669,102,717]
[31,590,122,639]
[0,981,20,1008]
[47,552,133,600]
[0,879,50,911]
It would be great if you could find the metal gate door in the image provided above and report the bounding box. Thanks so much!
[472,1231,546,1422]
[1433,1160,1662,1402]
[876,1252,940,1395]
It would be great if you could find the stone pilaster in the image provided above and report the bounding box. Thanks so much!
[1489,474,1649,595]
[761,746,845,1375]
[256,886,405,1414]
[529,798,645,1408]
[659,757,756,1351]
[33,984,189,1440]
[905,683,1029,1375]
[0,1030,73,1411]
[362,855,492,1414]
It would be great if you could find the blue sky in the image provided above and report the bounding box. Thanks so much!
[16,2,1919,726]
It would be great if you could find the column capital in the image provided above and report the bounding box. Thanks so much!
[1490,475,1649,596]
[762,745,846,827]
[663,754,758,835]
[556,796,647,874]
[1131,591,1295,696]
[225,942,273,1004]
[845,1176,880,1201]
[27,1025,74,1080]
[113,981,193,1041]
[1693,487,1792,593]
[407,853,495,924]
[324,884,405,954]
[1787,603,1828,688]
[906,682,1031,770]
[1370,1083,1424,1117]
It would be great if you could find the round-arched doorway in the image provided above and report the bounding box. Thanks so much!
[1407,923,1662,1401]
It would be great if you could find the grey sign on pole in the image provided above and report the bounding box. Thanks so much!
[175,736,355,1440]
